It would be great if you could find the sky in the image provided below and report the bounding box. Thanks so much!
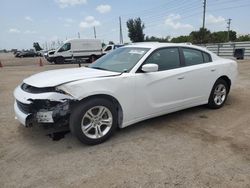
[0,0,250,50]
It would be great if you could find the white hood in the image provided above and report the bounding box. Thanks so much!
[23,67,120,88]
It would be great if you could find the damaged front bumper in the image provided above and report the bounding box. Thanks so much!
[14,84,75,127]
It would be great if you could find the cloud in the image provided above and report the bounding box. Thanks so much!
[206,14,226,25]
[58,17,75,27]
[165,14,194,30]
[24,30,37,34]
[79,16,100,29]
[64,23,71,27]
[25,16,33,22]
[9,28,21,33]
[96,4,111,14]
[55,0,87,8]
[50,35,59,41]
[65,18,75,23]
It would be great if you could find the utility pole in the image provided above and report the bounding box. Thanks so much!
[227,18,232,42]
[93,26,96,39]
[202,0,207,29]
[119,16,123,44]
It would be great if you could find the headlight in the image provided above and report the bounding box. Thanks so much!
[55,87,72,96]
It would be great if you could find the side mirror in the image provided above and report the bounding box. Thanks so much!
[141,64,158,73]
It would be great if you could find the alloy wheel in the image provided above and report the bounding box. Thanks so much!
[213,84,227,106]
[81,106,113,139]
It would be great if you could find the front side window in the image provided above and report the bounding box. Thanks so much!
[183,48,204,66]
[90,47,150,73]
[104,46,112,51]
[58,43,71,52]
[144,48,180,71]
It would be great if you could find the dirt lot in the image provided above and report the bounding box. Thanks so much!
[0,53,250,188]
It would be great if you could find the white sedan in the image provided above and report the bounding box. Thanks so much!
[14,43,238,145]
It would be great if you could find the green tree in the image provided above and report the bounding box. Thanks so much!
[190,28,211,44]
[210,32,227,43]
[33,42,43,51]
[229,30,237,41]
[210,31,237,43]
[237,34,250,42]
[171,35,192,43]
[127,18,145,42]
[145,36,170,42]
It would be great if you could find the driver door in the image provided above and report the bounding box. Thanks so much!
[134,47,189,119]
[58,43,72,59]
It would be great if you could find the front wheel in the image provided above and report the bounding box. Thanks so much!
[54,56,64,64]
[70,98,118,145]
[207,79,229,109]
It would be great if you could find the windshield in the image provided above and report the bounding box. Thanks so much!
[58,43,71,52]
[90,47,150,73]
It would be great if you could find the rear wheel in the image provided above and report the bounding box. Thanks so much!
[207,79,229,109]
[70,98,118,145]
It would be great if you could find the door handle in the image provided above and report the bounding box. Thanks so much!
[178,76,185,80]
[211,69,216,72]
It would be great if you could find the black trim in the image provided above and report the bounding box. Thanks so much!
[16,100,32,114]
[55,55,103,61]
[72,49,102,53]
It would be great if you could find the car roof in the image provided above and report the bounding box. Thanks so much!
[127,42,210,52]
[125,42,220,61]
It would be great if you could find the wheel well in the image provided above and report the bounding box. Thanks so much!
[218,76,231,92]
[78,94,123,127]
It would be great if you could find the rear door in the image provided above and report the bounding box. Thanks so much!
[178,47,218,104]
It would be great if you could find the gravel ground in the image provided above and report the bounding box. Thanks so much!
[0,53,250,188]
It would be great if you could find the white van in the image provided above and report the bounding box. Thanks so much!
[47,39,102,64]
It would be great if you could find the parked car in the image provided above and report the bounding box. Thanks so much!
[45,39,102,64]
[14,43,238,145]
[15,50,38,58]
[102,44,124,55]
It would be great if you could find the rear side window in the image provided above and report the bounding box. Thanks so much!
[144,48,180,71]
[183,48,203,66]
[203,52,211,63]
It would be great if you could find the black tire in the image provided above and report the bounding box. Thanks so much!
[70,98,118,145]
[55,56,64,64]
[207,79,229,109]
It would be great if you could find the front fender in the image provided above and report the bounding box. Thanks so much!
[57,75,136,127]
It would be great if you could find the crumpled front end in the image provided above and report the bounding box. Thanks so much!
[14,83,75,127]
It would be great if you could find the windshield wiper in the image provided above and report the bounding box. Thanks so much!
[91,67,109,71]
[90,66,123,73]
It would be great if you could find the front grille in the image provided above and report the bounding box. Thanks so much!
[16,100,32,114]
[21,83,55,94]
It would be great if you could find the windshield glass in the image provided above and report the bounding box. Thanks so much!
[58,43,71,52]
[90,47,150,73]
